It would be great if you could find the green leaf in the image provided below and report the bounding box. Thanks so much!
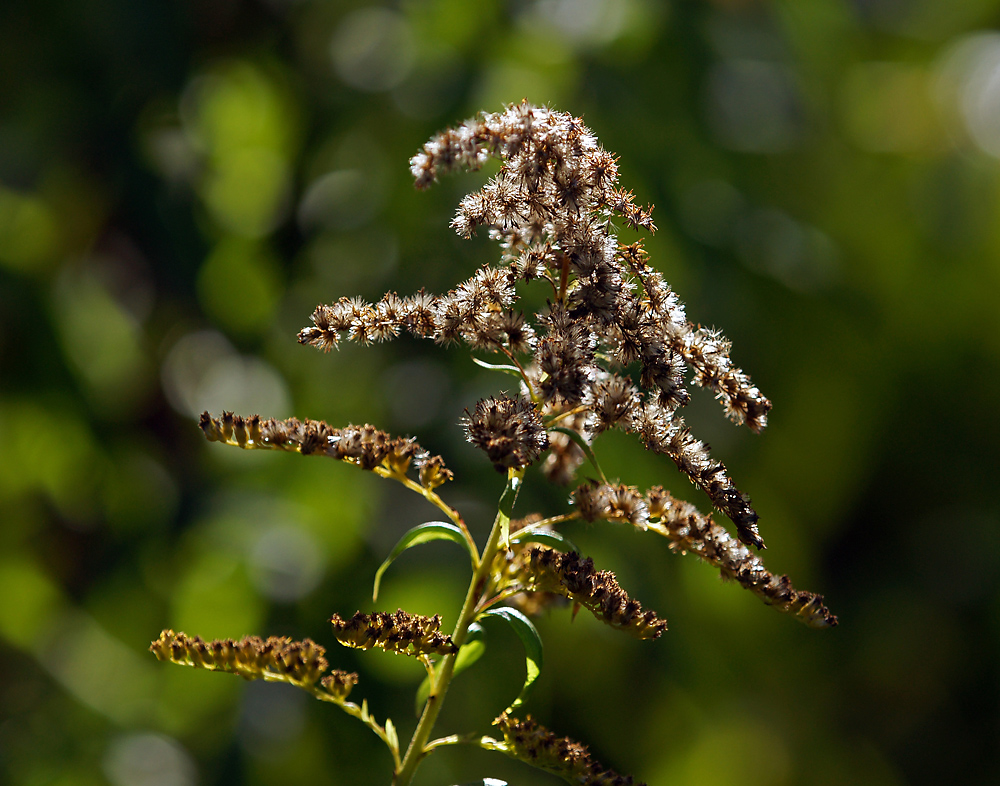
[384,717,398,754]
[510,528,579,553]
[497,470,523,550]
[373,522,476,601]
[549,427,607,483]
[415,622,486,716]
[481,607,542,712]
[471,356,522,378]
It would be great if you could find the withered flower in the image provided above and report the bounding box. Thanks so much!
[167,102,835,786]
[516,546,667,640]
[644,487,837,628]
[321,670,359,702]
[199,411,451,490]
[330,609,458,657]
[149,630,355,696]
[462,394,549,471]
[494,712,643,786]
[301,101,772,549]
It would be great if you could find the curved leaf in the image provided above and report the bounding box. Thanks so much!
[373,521,476,601]
[510,528,580,553]
[481,607,542,712]
[497,469,523,550]
[548,426,607,483]
[472,356,523,378]
[415,622,486,716]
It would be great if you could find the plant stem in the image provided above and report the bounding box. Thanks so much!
[392,469,522,786]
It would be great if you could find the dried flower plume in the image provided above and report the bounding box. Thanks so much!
[200,411,453,490]
[149,629,356,698]
[300,101,770,550]
[516,546,667,639]
[494,712,643,786]
[167,102,836,786]
[569,482,836,627]
[330,610,459,657]
[644,486,837,627]
[462,394,549,471]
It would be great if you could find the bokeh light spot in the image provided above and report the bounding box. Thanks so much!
[331,8,416,92]
[161,330,291,420]
[197,237,283,335]
[103,733,197,786]
[0,187,59,273]
[248,525,326,603]
[706,60,803,152]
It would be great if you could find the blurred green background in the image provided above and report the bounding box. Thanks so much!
[2,0,999,784]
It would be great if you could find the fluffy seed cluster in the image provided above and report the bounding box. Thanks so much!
[199,411,452,489]
[571,483,836,628]
[299,101,771,549]
[517,546,667,639]
[643,486,838,628]
[149,629,357,698]
[494,712,643,786]
[462,394,550,471]
[330,610,459,657]
[299,276,535,355]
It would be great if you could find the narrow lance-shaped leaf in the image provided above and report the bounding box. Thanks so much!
[549,426,607,484]
[481,607,542,713]
[472,356,523,378]
[373,521,477,601]
[415,622,486,716]
[497,469,524,550]
[509,528,579,553]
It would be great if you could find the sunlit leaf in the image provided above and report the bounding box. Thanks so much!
[481,607,542,712]
[471,356,522,378]
[415,622,486,716]
[373,521,476,601]
[450,780,508,786]
[549,427,606,483]
[509,529,579,553]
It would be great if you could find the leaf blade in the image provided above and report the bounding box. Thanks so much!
[414,622,487,716]
[481,607,542,712]
[549,426,607,483]
[471,356,523,377]
[509,528,580,553]
[373,521,476,601]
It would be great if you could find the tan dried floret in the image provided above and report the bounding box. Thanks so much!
[149,630,356,699]
[644,486,837,628]
[199,411,451,490]
[515,546,667,640]
[495,712,644,786]
[297,104,773,547]
[572,482,650,530]
[330,609,458,658]
[462,394,549,472]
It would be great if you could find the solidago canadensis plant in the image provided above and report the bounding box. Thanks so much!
[152,102,837,786]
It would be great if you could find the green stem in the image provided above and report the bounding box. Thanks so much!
[392,469,523,786]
